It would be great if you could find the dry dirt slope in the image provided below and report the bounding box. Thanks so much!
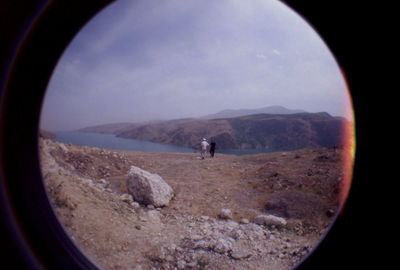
[39,138,348,270]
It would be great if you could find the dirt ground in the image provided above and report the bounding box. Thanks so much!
[39,138,351,270]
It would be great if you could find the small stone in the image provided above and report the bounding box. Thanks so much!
[191,234,203,241]
[230,228,245,240]
[194,240,209,249]
[214,238,232,254]
[253,214,287,227]
[240,218,249,224]
[200,215,210,221]
[219,208,233,220]
[231,247,252,260]
[130,201,140,208]
[120,193,134,203]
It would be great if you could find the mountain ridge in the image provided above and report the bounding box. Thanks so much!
[80,111,351,151]
[203,105,307,119]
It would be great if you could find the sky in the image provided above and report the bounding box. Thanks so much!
[40,0,353,132]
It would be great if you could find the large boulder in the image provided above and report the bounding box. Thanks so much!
[126,166,174,207]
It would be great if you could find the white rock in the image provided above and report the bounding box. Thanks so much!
[126,166,174,207]
[231,246,252,260]
[194,240,210,250]
[120,193,134,203]
[200,215,210,221]
[253,214,287,227]
[58,143,69,153]
[219,208,233,220]
[98,178,109,188]
[240,218,249,224]
[230,229,244,240]
[130,201,140,209]
[219,208,232,219]
[214,238,233,254]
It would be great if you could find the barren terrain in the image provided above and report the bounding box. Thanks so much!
[39,138,349,270]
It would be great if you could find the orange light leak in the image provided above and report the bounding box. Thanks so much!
[338,72,356,213]
[339,117,355,209]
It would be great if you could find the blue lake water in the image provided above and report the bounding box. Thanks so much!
[53,131,195,153]
[53,131,273,155]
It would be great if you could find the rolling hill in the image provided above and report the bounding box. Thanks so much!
[80,112,350,151]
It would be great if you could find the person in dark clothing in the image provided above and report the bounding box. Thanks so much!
[209,139,216,158]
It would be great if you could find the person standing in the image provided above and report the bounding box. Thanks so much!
[209,139,216,158]
[200,138,209,160]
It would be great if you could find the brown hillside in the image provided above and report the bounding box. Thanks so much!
[112,112,349,150]
[117,118,234,149]
[39,138,351,270]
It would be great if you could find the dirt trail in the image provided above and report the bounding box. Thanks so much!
[39,138,349,270]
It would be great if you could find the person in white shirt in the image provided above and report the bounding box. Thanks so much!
[200,138,209,160]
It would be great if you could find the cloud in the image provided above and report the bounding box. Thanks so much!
[272,49,281,55]
[256,53,266,60]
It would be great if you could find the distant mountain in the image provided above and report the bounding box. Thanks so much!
[203,105,307,119]
[81,112,350,151]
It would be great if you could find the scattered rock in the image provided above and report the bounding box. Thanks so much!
[98,178,109,188]
[39,138,341,270]
[213,238,233,254]
[120,193,134,203]
[58,143,69,153]
[230,246,252,260]
[126,166,174,207]
[218,208,233,220]
[254,214,287,227]
[194,239,214,250]
[199,215,210,221]
[240,218,249,224]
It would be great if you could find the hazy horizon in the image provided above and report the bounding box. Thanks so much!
[40,0,353,132]
[43,105,350,133]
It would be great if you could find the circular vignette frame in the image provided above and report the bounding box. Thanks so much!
[0,1,364,269]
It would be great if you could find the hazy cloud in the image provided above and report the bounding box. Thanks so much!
[256,53,266,60]
[272,49,281,55]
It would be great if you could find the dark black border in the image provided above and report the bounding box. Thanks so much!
[1,1,114,269]
[1,1,369,269]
